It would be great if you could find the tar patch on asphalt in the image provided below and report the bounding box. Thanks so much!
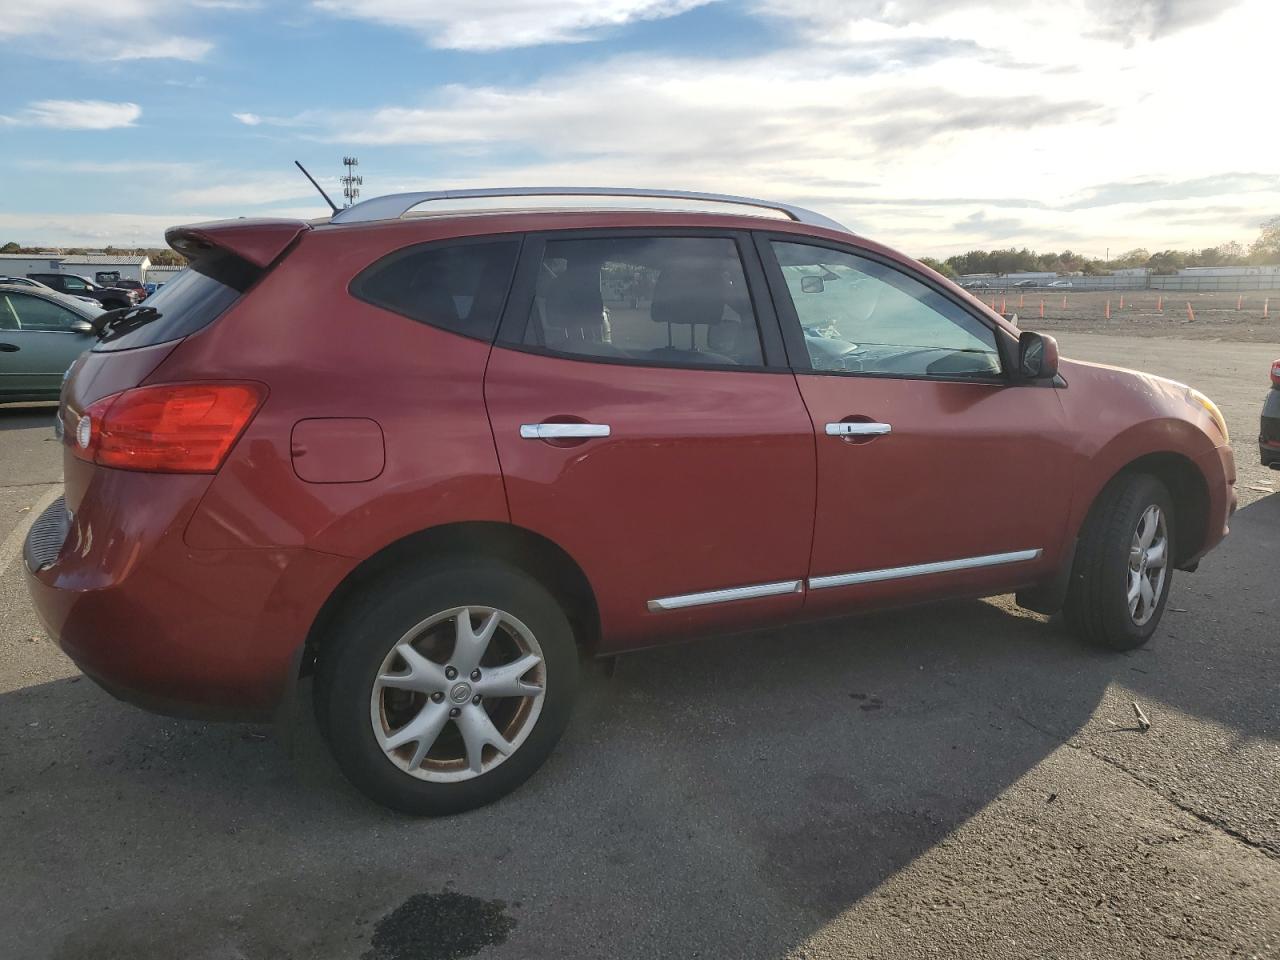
[362,891,516,960]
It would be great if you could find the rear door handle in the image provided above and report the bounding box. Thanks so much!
[826,422,891,436]
[520,423,611,440]
[0,343,18,353]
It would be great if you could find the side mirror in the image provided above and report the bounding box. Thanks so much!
[71,320,94,334]
[1018,331,1059,381]
[800,276,825,294]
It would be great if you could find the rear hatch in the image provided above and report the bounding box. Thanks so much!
[57,218,309,511]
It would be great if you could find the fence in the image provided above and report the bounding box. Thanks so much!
[964,275,1280,293]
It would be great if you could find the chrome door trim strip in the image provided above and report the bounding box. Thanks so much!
[647,579,803,612]
[808,549,1042,591]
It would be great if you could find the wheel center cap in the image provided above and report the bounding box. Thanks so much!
[449,682,473,704]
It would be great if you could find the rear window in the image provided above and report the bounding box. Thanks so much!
[93,251,257,352]
[350,239,520,341]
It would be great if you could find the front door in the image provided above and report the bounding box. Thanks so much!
[485,231,816,650]
[759,236,1075,615]
[0,292,94,398]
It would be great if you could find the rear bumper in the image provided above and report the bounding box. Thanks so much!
[23,476,354,720]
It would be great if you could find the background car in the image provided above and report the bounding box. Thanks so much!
[1012,279,1039,287]
[25,272,140,310]
[1047,279,1072,287]
[103,278,148,299]
[1262,358,1280,468]
[0,284,101,402]
[0,275,101,306]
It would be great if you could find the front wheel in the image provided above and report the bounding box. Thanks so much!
[317,561,580,815]
[1064,473,1175,650]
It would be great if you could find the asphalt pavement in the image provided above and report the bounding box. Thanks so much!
[1,332,1277,959]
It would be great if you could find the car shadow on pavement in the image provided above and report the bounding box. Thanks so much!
[2,497,1276,958]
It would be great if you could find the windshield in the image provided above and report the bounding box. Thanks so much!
[92,252,254,352]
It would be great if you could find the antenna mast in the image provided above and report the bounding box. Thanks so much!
[341,156,362,208]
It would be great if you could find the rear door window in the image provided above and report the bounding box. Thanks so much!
[519,236,764,368]
[351,239,520,341]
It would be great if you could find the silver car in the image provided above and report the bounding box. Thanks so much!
[0,284,103,402]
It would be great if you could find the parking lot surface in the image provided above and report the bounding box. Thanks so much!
[1,332,1277,959]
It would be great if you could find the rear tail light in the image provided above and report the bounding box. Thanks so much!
[1271,359,1279,388]
[72,382,266,473]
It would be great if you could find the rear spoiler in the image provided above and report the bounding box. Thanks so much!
[164,218,311,269]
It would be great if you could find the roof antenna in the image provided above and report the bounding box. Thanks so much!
[294,160,339,215]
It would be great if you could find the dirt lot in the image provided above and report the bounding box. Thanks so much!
[984,289,1280,342]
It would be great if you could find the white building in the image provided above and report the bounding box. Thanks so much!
[0,252,153,285]
[59,254,151,284]
[145,264,185,286]
[1177,264,1280,277]
[0,252,65,278]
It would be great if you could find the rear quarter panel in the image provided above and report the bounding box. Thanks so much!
[150,224,511,558]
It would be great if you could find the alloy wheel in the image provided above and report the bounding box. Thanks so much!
[369,606,546,782]
[1127,504,1168,627]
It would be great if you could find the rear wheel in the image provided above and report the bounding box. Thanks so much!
[317,561,580,815]
[1064,473,1174,650]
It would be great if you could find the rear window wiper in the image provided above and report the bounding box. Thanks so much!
[93,306,162,341]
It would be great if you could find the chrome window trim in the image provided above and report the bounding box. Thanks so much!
[647,579,803,612]
[808,549,1042,590]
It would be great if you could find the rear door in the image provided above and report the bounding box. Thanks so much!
[758,235,1074,615]
[485,230,816,650]
[0,292,94,397]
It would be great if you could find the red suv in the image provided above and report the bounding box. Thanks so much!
[24,188,1236,815]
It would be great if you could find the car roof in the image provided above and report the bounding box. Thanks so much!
[0,283,101,315]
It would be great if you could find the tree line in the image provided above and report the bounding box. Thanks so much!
[920,216,1279,279]
[1,241,187,266]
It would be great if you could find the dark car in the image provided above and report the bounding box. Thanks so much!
[101,278,148,298]
[0,284,101,402]
[26,273,140,310]
[23,186,1235,816]
[1262,358,1280,468]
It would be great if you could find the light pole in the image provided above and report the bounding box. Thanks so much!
[341,156,362,208]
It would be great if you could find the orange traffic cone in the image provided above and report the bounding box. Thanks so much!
[1061,295,1067,309]
[1264,298,1270,319]
[1000,296,1007,314]
[1157,295,1163,311]
[1039,299,1045,319]
[1237,295,1243,310]
[1119,294,1124,309]
[1105,299,1111,319]
[1186,301,1195,322]
[1018,293,1024,309]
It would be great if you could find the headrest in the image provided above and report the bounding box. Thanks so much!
[543,263,604,334]
[651,259,730,327]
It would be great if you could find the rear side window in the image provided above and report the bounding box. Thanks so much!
[520,236,764,368]
[93,250,258,353]
[351,239,520,341]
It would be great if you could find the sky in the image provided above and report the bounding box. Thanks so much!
[0,0,1277,258]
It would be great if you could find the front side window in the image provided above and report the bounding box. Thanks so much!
[522,236,763,368]
[772,241,1001,378]
[60,276,89,291]
[352,240,520,341]
[2,293,83,332]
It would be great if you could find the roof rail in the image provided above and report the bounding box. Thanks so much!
[328,186,850,233]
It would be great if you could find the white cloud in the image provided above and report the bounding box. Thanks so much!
[271,0,1276,255]
[233,112,263,126]
[0,100,141,130]
[312,0,715,50]
[0,0,215,61]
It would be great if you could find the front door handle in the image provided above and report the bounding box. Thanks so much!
[826,421,891,437]
[0,343,18,353]
[520,423,611,440]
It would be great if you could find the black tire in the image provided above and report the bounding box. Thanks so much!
[1064,473,1175,651]
[315,560,580,815]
